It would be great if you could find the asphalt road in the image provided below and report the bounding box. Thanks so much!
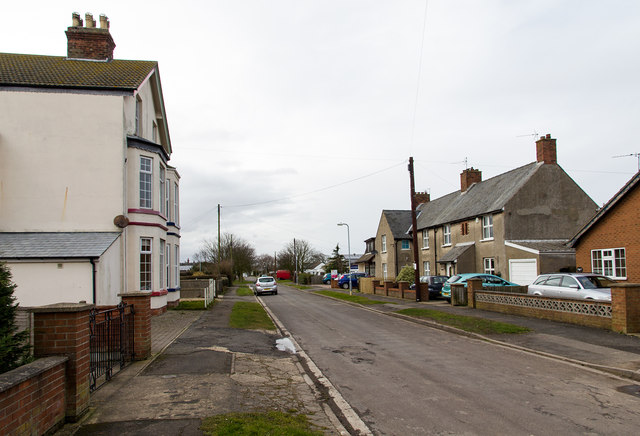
[262,284,640,435]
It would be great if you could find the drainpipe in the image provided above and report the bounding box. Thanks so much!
[90,258,97,305]
[394,241,399,279]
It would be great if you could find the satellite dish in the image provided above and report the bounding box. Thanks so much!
[113,215,130,228]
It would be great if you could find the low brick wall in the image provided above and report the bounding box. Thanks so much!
[474,292,612,330]
[0,356,68,436]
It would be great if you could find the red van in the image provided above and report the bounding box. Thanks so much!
[276,270,291,280]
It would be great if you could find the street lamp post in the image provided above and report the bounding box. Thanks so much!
[337,222,352,295]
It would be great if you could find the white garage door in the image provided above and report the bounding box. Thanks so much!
[509,259,537,285]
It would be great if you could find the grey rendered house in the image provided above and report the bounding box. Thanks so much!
[415,135,598,284]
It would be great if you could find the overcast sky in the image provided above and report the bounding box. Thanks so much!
[2,1,639,261]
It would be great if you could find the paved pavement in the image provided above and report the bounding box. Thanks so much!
[56,288,347,436]
[56,284,640,435]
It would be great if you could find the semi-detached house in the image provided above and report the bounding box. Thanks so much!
[0,13,180,314]
[414,135,598,284]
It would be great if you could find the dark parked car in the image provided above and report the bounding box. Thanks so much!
[409,275,449,299]
[337,272,367,289]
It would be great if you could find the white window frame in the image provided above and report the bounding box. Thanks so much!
[591,248,626,279]
[422,230,429,249]
[443,224,451,246]
[174,245,180,287]
[381,235,387,253]
[159,239,165,289]
[166,243,171,289]
[482,215,494,240]
[483,257,495,275]
[159,165,166,217]
[140,237,152,291]
[401,240,410,250]
[174,182,179,225]
[139,156,153,209]
[423,261,430,276]
[382,263,387,280]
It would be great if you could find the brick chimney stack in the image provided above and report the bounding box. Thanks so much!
[66,12,115,61]
[536,133,557,164]
[414,191,430,204]
[460,168,482,192]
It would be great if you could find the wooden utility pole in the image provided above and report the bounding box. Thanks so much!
[408,157,422,302]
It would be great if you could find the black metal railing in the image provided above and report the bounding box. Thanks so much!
[89,302,135,392]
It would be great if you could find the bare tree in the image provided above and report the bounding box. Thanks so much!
[255,253,275,275]
[278,239,324,274]
[198,233,255,279]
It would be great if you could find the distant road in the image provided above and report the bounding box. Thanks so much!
[263,285,640,435]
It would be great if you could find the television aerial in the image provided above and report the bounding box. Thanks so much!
[612,153,640,171]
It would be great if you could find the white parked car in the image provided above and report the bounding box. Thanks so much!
[527,273,615,301]
[254,276,278,296]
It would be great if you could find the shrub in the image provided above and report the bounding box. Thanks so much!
[396,265,416,284]
[0,263,32,374]
[298,273,312,285]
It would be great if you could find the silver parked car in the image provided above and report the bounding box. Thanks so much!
[255,276,278,296]
[527,273,615,301]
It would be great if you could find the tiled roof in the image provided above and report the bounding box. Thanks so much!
[568,171,640,247]
[417,162,541,229]
[0,52,157,91]
[438,243,474,263]
[383,210,413,240]
[0,232,120,258]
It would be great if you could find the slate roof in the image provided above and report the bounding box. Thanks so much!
[0,52,157,91]
[568,171,640,247]
[0,232,120,259]
[382,210,413,240]
[506,239,573,253]
[416,162,542,230]
[438,243,474,263]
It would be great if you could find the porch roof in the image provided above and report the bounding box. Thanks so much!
[0,232,120,259]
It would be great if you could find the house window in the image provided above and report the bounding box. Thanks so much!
[140,238,152,291]
[159,166,166,216]
[165,178,170,220]
[381,235,387,253]
[422,231,429,249]
[174,182,179,225]
[423,261,430,276]
[482,215,494,240]
[159,239,165,288]
[136,96,143,136]
[382,263,387,280]
[401,240,410,250]
[166,243,171,289]
[174,245,180,287]
[443,224,451,245]
[139,156,153,209]
[484,257,495,275]
[592,248,626,279]
[152,121,158,143]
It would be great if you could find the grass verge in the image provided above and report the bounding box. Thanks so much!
[236,286,254,296]
[201,410,324,436]
[315,290,390,305]
[229,301,275,330]
[396,308,530,334]
[171,300,213,310]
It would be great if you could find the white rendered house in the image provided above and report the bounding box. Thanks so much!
[0,13,180,313]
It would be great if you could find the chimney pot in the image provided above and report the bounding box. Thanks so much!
[85,13,95,28]
[99,14,109,29]
[71,12,82,27]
